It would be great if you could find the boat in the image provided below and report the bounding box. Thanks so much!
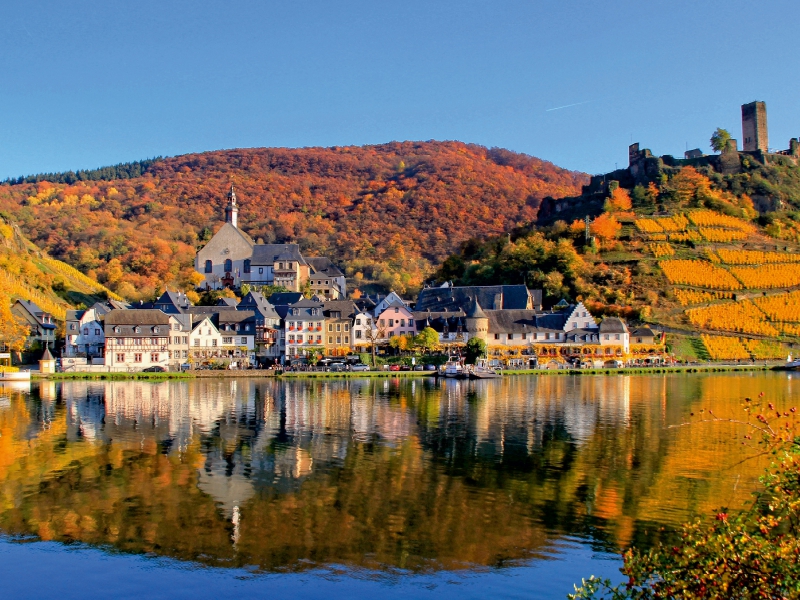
[444,359,464,378]
[781,355,800,370]
[468,358,502,380]
[0,370,31,382]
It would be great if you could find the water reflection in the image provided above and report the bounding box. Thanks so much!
[0,373,784,572]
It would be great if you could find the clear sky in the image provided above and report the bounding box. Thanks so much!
[2,0,799,180]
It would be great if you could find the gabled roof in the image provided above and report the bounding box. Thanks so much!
[66,309,86,321]
[41,347,54,361]
[306,257,344,277]
[15,299,46,318]
[216,297,239,307]
[238,291,280,319]
[599,317,629,334]
[268,292,304,306]
[322,300,357,319]
[251,244,306,265]
[631,327,656,337]
[153,290,191,314]
[105,309,171,326]
[415,285,538,312]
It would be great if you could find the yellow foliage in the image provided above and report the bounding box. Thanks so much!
[752,291,800,323]
[729,264,800,289]
[701,335,750,360]
[635,219,663,233]
[686,301,778,336]
[660,260,742,290]
[716,249,800,265]
[699,227,747,242]
[742,338,785,360]
[674,289,734,306]
[687,210,755,233]
[649,243,674,258]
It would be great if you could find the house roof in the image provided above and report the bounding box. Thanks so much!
[415,285,539,312]
[66,309,86,321]
[322,300,357,319]
[216,297,239,307]
[306,257,344,277]
[251,243,306,265]
[599,317,629,334]
[485,309,566,334]
[631,327,656,337]
[465,298,487,319]
[238,291,280,319]
[41,347,54,361]
[268,292,304,306]
[105,309,171,326]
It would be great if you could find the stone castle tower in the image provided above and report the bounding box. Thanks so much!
[225,184,238,228]
[742,101,768,152]
[465,298,489,344]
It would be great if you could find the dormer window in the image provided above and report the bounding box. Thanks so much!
[113,326,120,334]
[153,327,159,334]
[134,327,141,333]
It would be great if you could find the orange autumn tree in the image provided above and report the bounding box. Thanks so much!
[590,213,621,247]
[0,292,28,352]
[607,187,632,212]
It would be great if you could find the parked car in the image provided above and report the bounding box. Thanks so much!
[424,364,436,371]
[351,364,370,372]
[329,362,346,372]
[389,364,401,371]
[399,365,412,371]
[413,365,424,371]
[180,363,192,372]
[143,366,166,373]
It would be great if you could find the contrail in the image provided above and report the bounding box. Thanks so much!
[546,100,594,112]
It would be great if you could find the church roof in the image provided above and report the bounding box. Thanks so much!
[251,244,306,265]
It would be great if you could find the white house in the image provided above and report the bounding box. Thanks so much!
[65,303,110,360]
[188,316,224,363]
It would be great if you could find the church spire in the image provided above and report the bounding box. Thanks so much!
[225,184,238,228]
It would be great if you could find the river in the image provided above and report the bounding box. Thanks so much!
[0,372,793,599]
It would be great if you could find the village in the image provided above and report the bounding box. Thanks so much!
[2,185,668,374]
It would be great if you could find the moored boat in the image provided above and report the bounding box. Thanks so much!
[0,370,31,382]
[468,358,502,379]
[444,360,464,378]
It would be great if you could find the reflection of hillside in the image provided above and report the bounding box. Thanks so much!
[0,373,790,571]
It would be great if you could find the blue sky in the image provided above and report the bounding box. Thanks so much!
[2,0,799,179]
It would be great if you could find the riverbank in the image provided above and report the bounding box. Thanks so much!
[29,363,779,381]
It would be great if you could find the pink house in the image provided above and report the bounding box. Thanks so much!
[375,302,416,342]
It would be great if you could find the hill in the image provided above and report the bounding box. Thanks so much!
[434,157,800,362]
[0,142,586,300]
[0,214,120,349]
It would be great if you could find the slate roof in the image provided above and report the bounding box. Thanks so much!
[415,285,539,312]
[322,300,357,319]
[239,291,281,320]
[66,310,86,321]
[631,327,656,338]
[105,309,171,326]
[485,309,567,334]
[565,329,600,343]
[306,257,344,277]
[465,299,487,319]
[251,244,306,265]
[268,292,304,306]
[216,297,239,307]
[41,347,54,361]
[599,317,629,334]
[153,290,191,314]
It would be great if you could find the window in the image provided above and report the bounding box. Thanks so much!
[394,307,399,313]
[328,336,333,344]
[241,337,246,344]
[344,336,349,344]
[604,334,609,340]
[182,350,188,358]
[400,319,405,327]
[615,334,620,340]
[258,267,263,274]
[344,324,349,332]
[134,327,141,333]
[388,319,394,327]
[205,260,212,273]
[113,326,120,333]
[212,339,218,347]
[336,336,341,344]
[336,324,341,332]
[69,324,76,330]
[244,325,250,331]
[355,318,361,326]
[83,328,89,335]
[116,353,124,362]
[224,259,232,272]
[508,333,513,340]
[153,327,159,334]
[150,353,159,362]
[522,333,526,340]
[243,259,251,274]
[223,337,233,344]
[117,338,124,346]
[134,353,142,363]
[546,333,551,340]
[494,333,499,340]
[316,335,322,343]
[194,339,200,347]
[328,324,333,332]
[355,330,362,339]
[379,319,385,327]
[297,335,303,343]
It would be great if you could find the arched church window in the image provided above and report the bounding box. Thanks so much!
[224,259,233,272]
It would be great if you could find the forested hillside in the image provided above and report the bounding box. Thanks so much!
[0,215,120,349]
[435,159,800,361]
[0,142,586,300]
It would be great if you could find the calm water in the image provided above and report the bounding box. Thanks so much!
[0,372,794,599]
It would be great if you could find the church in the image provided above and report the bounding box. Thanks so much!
[194,186,347,298]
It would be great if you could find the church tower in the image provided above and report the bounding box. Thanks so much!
[225,184,239,228]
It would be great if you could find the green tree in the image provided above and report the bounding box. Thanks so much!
[465,337,486,364]
[710,127,731,153]
[415,327,440,353]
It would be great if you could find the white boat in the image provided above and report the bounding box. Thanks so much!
[444,360,464,378]
[468,358,502,379]
[0,370,31,382]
